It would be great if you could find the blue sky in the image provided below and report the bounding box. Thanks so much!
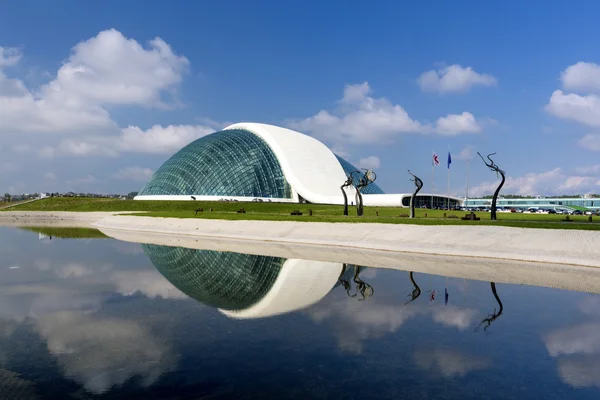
[1,0,599,196]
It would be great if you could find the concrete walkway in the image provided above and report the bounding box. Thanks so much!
[1,211,598,268]
[92,215,600,268]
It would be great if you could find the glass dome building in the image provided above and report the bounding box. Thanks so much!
[136,122,384,204]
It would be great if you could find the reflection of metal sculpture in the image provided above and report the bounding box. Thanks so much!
[408,170,423,219]
[340,174,354,216]
[355,169,377,216]
[477,282,504,331]
[338,264,356,298]
[405,271,421,305]
[338,264,374,300]
[353,265,374,300]
[477,152,506,220]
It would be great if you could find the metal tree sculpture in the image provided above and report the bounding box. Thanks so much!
[405,271,421,305]
[408,170,424,218]
[355,169,377,216]
[476,282,504,332]
[477,152,506,220]
[340,174,354,216]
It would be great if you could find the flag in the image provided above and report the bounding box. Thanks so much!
[447,151,452,169]
[432,152,440,166]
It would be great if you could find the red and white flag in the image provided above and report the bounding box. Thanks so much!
[432,151,440,166]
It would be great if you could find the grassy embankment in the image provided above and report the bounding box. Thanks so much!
[21,226,109,239]
[4,197,600,230]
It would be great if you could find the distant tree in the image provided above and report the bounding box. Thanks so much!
[4,193,11,203]
[127,191,139,199]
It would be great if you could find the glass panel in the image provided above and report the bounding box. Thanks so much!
[334,155,385,194]
[138,129,293,198]
[143,244,284,311]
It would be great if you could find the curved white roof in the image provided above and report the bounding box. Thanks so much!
[219,259,343,319]
[224,122,354,205]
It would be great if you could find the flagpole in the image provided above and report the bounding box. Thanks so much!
[447,148,451,210]
[465,146,469,207]
[431,163,434,209]
[447,165,450,210]
[431,150,435,209]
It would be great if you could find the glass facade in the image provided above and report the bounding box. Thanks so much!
[401,195,460,209]
[143,244,285,311]
[335,155,385,195]
[465,198,599,209]
[138,129,293,198]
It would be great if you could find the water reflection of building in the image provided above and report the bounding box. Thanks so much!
[142,244,358,319]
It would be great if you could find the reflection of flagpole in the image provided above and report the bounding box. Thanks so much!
[445,276,449,306]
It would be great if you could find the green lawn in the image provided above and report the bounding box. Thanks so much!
[4,197,599,230]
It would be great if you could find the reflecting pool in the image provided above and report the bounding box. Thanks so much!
[1,226,600,399]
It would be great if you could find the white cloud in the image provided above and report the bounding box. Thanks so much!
[65,174,96,186]
[469,167,600,197]
[287,82,485,146]
[43,172,57,182]
[0,47,22,67]
[435,112,481,135]
[116,124,213,154]
[58,139,118,157]
[0,162,19,172]
[561,62,600,93]
[357,156,381,169]
[11,144,30,153]
[417,64,497,93]
[112,167,154,182]
[576,164,600,174]
[579,134,600,151]
[546,90,600,127]
[40,124,215,158]
[413,348,490,378]
[456,145,475,161]
[0,29,190,139]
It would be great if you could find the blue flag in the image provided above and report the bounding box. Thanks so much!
[447,151,452,169]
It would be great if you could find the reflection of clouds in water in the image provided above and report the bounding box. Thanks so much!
[557,356,600,388]
[0,257,185,393]
[31,258,186,300]
[110,270,187,300]
[308,299,425,354]
[545,295,600,388]
[545,322,600,357]
[307,298,477,354]
[432,306,477,331]
[113,242,145,256]
[413,348,490,378]
[578,295,600,316]
[35,311,177,394]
